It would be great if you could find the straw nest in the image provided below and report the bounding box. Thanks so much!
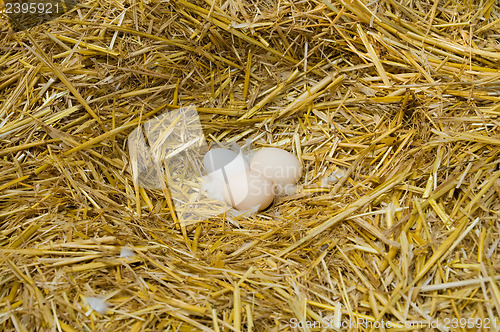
[1,0,499,330]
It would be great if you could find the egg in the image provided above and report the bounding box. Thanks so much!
[249,147,302,186]
[222,169,274,211]
[203,148,239,173]
[202,148,250,203]
[203,148,248,181]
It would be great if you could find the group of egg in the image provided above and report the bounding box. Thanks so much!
[203,147,302,211]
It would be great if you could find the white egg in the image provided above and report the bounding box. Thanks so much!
[203,148,238,173]
[202,148,250,203]
[222,169,274,211]
[203,148,248,181]
[249,147,302,186]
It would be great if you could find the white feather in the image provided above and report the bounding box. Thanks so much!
[120,245,134,258]
[86,297,108,314]
[200,175,226,202]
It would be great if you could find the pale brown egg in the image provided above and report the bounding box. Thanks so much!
[249,147,302,186]
[222,169,274,211]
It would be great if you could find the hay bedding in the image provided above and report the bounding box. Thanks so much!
[0,0,499,330]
